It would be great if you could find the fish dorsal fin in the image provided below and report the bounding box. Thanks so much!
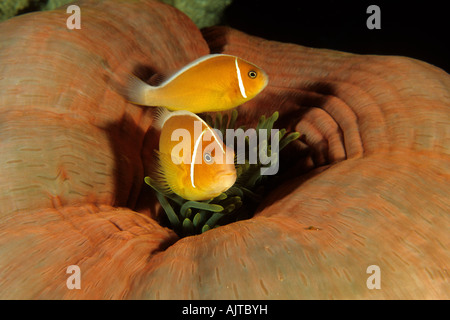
[152,108,207,131]
[152,107,172,131]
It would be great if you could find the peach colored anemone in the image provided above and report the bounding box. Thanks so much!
[0,0,448,299]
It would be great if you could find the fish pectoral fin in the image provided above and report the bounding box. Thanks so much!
[153,151,186,197]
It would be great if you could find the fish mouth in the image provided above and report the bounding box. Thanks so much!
[215,170,237,189]
[262,72,269,88]
[218,171,237,188]
[218,171,236,177]
[217,171,237,181]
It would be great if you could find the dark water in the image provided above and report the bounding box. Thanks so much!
[3,0,448,73]
[224,0,449,73]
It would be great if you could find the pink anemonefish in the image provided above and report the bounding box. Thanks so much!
[126,54,268,113]
[152,108,236,201]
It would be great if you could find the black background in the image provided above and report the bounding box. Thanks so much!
[223,0,448,73]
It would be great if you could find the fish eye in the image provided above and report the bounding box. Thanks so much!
[248,70,257,79]
[204,153,213,164]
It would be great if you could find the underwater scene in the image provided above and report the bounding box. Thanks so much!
[0,0,448,304]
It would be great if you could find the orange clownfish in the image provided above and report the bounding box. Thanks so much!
[152,108,236,201]
[126,54,269,113]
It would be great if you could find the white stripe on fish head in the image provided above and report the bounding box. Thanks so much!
[190,128,207,189]
[235,58,247,99]
[190,117,228,189]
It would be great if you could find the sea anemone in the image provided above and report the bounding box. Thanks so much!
[145,109,300,237]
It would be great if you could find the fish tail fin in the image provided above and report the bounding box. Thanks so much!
[125,74,154,106]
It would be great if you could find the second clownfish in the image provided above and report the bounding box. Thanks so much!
[152,108,237,201]
[126,54,268,113]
